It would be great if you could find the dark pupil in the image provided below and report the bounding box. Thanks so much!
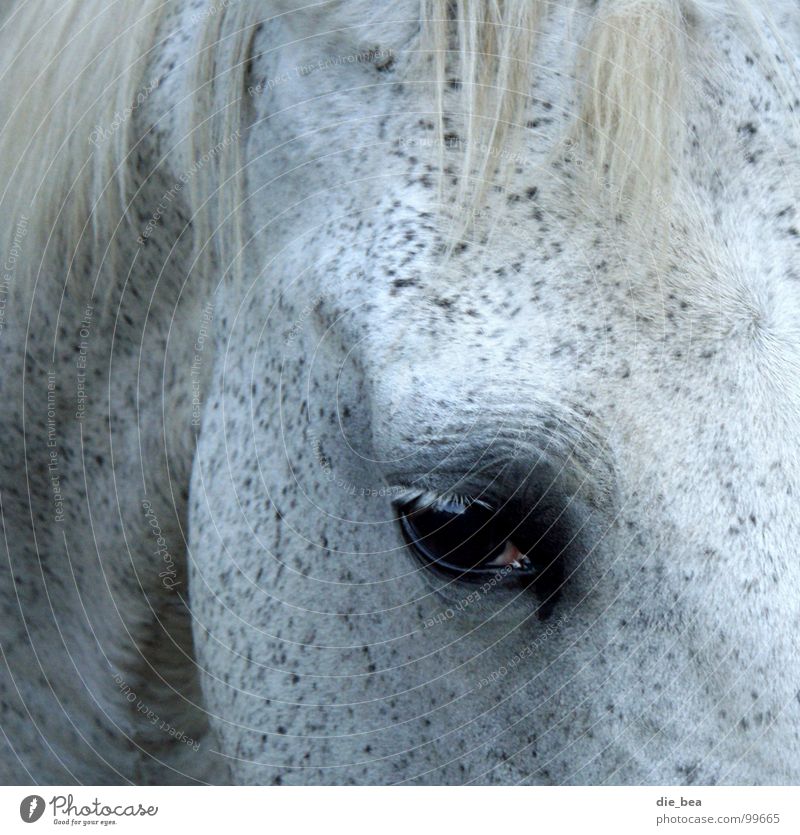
[399,499,523,574]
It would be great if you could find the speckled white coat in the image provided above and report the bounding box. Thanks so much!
[1,0,800,785]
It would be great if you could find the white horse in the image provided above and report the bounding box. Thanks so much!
[0,0,798,785]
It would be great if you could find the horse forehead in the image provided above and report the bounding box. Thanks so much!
[255,4,800,354]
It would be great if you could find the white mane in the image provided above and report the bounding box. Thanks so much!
[0,0,780,297]
[0,1,166,299]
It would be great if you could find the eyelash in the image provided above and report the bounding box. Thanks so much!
[392,487,492,513]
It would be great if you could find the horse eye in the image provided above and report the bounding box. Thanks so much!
[396,495,537,578]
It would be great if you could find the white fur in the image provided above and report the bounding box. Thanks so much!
[0,0,799,785]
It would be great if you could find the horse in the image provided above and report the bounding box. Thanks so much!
[0,0,798,786]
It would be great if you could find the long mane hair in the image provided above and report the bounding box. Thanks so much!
[0,0,782,306]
